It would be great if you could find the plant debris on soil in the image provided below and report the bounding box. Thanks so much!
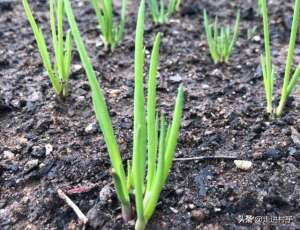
[1,0,300,229]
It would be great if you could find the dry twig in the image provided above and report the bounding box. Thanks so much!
[57,189,88,227]
[174,155,237,162]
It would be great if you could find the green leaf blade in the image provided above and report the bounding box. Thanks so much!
[63,0,129,207]
[146,33,161,192]
[22,0,61,95]
[132,0,146,224]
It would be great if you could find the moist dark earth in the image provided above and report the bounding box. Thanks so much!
[1,0,300,229]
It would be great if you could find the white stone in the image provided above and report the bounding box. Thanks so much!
[3,150,14,160]
[234,160,252,171]
[45,144,53,155]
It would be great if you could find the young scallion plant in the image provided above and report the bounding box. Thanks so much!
[63,0,184,229]
[90,0,127,51]
[149,0,181,25]
[259,0,300,116]
[203,9,240,64]
[23,0,72,98]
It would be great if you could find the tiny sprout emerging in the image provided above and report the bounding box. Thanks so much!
[203,9,240,64]
[23,0,72,98]
[149,0,181,25]
[90,0,127,51]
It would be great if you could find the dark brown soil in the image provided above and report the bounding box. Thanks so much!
[1,0,300,229]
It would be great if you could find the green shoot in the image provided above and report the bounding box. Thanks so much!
[276,0,300,116]
[23,0,72,98]
[63,0,131,220]
[258,0,300,116]
[149,0,181,25]
[247,26,257,40]
[64,0,184,229]
[90,0,127,51]
[259,0,274,114]
[203,9,240,64]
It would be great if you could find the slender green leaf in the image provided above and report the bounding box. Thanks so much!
[50,0,58,72]
[149,0,159,22]
[144,86,184,221]
[287,63,300,95]
[146,33,161,192]
[203,10,218,63]
[175,0,181,11]
[133,125,145,224]
[143,114,166,221]
[259,0,273,114]
[63,0,129,206]
[126,160,133,190]
[276,0,300,116]
[22,0,61,95]
[63,30,72,81]
[132,0,146,224]
[116,0,127,43]
[56,0,64,80]
[228,10,240,59]
[163,85,184,180]
[167,0,176,17]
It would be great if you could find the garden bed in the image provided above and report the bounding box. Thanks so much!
[1,0,300,229]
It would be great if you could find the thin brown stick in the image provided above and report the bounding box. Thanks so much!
[57,189,88,225]
[174,155,237,162]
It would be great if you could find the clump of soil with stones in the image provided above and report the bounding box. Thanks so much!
[1,0,300,229]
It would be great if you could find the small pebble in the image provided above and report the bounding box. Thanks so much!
[31,146,46,158]
[170,207,179,214]
[202,84,210,89]
[210,69,222,77]
[234,160,252,171]
[99,185,113,203]
[291,127,300,145]
[110,89,121,99]
[85,123,98,134]
[86,202,108,228]
[253,35,261,42]
[175,188,184,195]
[45,144,53,155]
[72,64,83,73]
[228,196,235,202]
[3,150,14,160]
[24,159,39,171]
[191,209,208,222]
[213,207,221,212]
[170,74,182,82]
[188,203,196,210]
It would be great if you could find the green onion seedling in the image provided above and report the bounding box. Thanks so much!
[149,0,181,25]
[259,0,300,116]
[90,0,127,51]
[63,0,184,229]
[23,0,72,99]
[203,9,240,64]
